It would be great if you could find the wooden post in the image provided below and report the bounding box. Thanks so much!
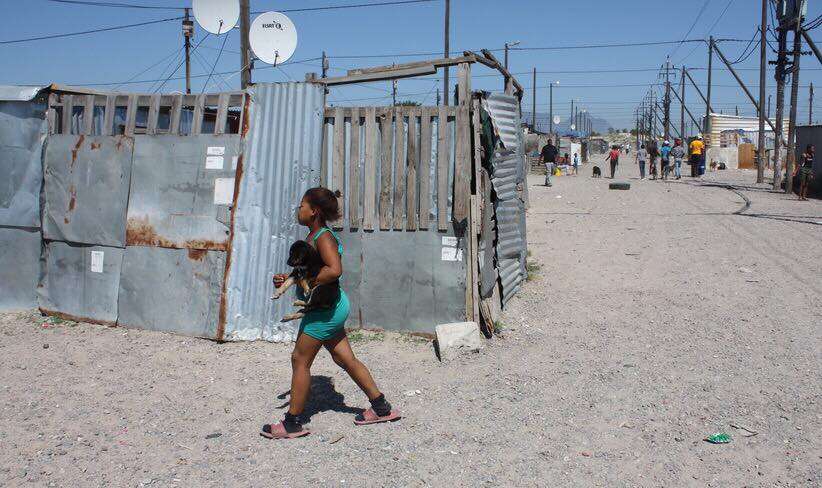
[379,110,393,230]
[786,26,803,194]
[705,36,714,146]
[418,111,432,229]
[146,94,161,135]
[349,108,361,229]
[773,26,788,189]
[124,95,138,136]
[332,107,345,229]
[757,0,768,183]
[437,106,449,231]
[61,94,73,135]
[169,94,182,135]
[453,62,471,225]
[363,107,377,231]
[392,109,406,230]
[406,110,418,230]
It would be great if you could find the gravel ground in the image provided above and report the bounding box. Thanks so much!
[1,163,820,487]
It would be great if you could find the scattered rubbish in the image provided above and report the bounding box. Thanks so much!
[329,435,345,444]
[609,181,631,190]
[624,253,640,256]
[622,363,636,368]
[746,279,760,283]
[403,390,422,397]
[619,422,634,429]
[205,432,222,439]
[555,195,562,199]
[705,433,731,444]
[730,424,759,437]
[435,322,483,362]
[42,343,49,349]
[580,451,592,457]
[738,267,753,274]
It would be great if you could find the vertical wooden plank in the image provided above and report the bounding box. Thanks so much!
[102,95,115,136]
[331,107,345,230]
[363,107,377,231]
[454,62,472,225]
[191,94,205,135]
[320,118,329,186]
[406,109,418,231]
[392,109,406,230]
[82,95,95,135]
[169,94,182,135]
[469,194,480,322]
[146,94,161,135]
[349,108,361,229]
[124,95,138,136]
[436,106,449,231]
[47,93,57,135]
[214,93,230,135]
[379,109,393,230]
[418,112,432,229]
[61,94,73,135]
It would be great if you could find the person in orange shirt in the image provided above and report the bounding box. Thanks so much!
[689,135,705,177]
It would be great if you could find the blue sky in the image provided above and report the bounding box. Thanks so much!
[1,0,820,128]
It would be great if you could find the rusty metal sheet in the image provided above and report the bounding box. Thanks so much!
[42,135,134,247]
[126,135,240,251]
[0,227,40,311]
[37,241,123,324]
[118,246,225,339]
[0,100,47,227]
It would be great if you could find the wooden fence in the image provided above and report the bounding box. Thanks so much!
[322,105,463,232]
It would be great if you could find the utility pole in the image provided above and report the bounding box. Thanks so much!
[570,99,574,131]
[549,82,554,137]
[392,65,398,106]
[680,66,686,139]
[664,57,671,140]
[786,26,803,194]
[768,94,772,118]
[183,8,193,94]
[536,67,537,132]
[443,0,450,106]
[773,22,788,190]
[810,82,814,124]
[757,0,768,183]
[705,36,714,147]
[240,0,251,89]
[321,51,329,79]
[436,88,441,106]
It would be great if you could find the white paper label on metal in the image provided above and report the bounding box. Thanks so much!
[441,247,463,262]
[231,156,239,169]
[214,178,235,205]
[441,236,458,247]
[205,156,224,169]
[207,146,225,156]
[90,251,104,273]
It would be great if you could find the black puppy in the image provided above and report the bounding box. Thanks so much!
[271,240,340,322]
[592,165,602,178]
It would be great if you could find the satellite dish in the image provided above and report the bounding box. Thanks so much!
[570,124,576,131]
[552,115,560,125]
[193,0,239,35]
[250,12,298,65]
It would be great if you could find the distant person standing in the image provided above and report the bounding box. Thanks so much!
[605,145,620,178]
[572,152,580,175]
[670,138,686,180]
[647,140,660,180]
[540,139,559,187]
[636,143,648,179]
[798,144,815,201]
[660,140,672,180]
[689,135,705,177]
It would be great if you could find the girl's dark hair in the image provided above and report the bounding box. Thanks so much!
[304,187,342,222]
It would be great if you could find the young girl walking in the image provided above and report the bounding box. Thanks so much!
[261,187,400,439]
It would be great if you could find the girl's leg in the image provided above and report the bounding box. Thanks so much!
[324,333,381,400]
[288,332,324,415]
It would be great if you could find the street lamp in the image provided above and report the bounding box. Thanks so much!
[549,81,559,136]
[504,41,520,70]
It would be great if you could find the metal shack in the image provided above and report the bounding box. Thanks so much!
[0,51,528,341]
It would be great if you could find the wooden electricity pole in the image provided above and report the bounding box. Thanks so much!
[240,0,251,89]
[810,83,814,124]
[183,8,193,94]
[756,0,768,183]
[443,0,450,106]
[786,27,803,194]
[705,36,714,146]
[680,66,686,139]
[532,68,537,130]
[773,25,788,190]
[664,57,671,140]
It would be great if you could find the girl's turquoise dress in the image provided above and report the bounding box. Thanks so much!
[297,228,350,341]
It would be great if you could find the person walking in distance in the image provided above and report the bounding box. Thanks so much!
[605,145,620,178]
[540,139,559,187]
[636,143,648,180]
[660,140,672,181]
[798,144,815,201]
[689,135,705,178]
[647,139,659,180]
[572,152,580,176]
[670,138,686,180]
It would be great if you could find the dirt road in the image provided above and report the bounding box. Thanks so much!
[1,163,820,487]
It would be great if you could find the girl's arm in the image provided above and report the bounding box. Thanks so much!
[312,233,343,286]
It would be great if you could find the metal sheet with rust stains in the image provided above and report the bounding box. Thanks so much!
[37,241,123,324]
[0,100,47,227]
[222,82,325,342]
[125,135,240,251]
[117,246,225,339]
[0,227,40,311]
[42,135,134,247]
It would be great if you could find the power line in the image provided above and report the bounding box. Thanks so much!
[669,0,713,57]
[43,0,184,9]
[0,16,182,44]
[256,0,436,14]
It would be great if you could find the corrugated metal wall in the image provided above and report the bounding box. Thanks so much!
[795,125,822,196]
[482,93,528,307]
[222,82,325,342]
[0,95,47,311]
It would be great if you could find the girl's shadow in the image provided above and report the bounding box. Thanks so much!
[276,375,364,424]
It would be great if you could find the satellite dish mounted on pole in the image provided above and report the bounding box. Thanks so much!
[193,0,239,35]
[250,12,298,66]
